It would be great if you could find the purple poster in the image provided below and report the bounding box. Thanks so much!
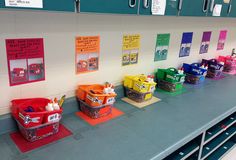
[217,30,227,50]
[179,32,193,57]
[200,31,212,54]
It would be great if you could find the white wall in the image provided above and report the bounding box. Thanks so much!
[0,10,236,115]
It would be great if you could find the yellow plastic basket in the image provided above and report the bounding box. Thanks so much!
[124,75,157,93]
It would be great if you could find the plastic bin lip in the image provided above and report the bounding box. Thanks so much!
[15,118,61,130]
[78,84,117,97]
[78,98,115,109]
[12,98,63,115]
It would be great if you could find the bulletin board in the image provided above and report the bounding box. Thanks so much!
[200,31,212,54]
[75,36,100,74]
[154,33,170,61]
[179,32,193,57]
[217,30,227,50]
[5,38,45,86]
[122,34,140,66]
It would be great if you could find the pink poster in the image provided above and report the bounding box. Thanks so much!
[5,38,45,86]
[217,30,228,50]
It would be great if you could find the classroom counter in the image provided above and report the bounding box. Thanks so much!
[0,75,236,160]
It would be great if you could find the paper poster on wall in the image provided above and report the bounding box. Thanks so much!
[152,0,166,15]
[200,31,212,54]
[217,30,227,50]
[154,33,170,61]
[5,0,43,8]
[122,34,140,66]
[179,32,193,57]
[5,38,45,86]
[75,36,100,74]
[213,4,222,16]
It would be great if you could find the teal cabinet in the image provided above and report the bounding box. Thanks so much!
[179,0,208,16]
[229,0,236,17]
[0,0,75,12]
[165,0,179,16]
[139,0,152,15]
[207,0,231,17]
[79,0,138,14]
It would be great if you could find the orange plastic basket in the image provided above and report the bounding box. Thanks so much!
[77,84,117,107]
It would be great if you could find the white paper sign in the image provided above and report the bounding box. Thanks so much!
[5,0,43,8]
[213,4,222,17]
[152,0,166,15]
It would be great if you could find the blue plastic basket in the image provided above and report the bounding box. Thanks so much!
[202,59,224,71]
[183,63,207,76]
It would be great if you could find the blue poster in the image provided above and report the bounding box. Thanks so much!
[179,32,193,57]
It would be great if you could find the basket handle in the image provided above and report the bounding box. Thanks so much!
[210,59,217,63]
[191,63,200,67]
[167,68,178,73]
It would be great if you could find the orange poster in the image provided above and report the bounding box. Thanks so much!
[75,36,100,74]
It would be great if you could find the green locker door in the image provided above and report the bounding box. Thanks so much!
[207,0,231,17]
[79,0,138,14]
[229,0,236,17]
[139,0,152,15]
[0,0,75,12]
[165,0,179,16]
[179,0,208,16]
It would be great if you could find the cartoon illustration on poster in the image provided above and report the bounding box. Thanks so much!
[5,38,45,86]
[154,33,170,61]
[179,32,193,57]
[217,30,227,50]
[75,36,100,74]
[200,31,212,54]
[122,34,140,66]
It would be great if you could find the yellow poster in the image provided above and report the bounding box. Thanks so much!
[75,36,100,74]
[122,34,140,66]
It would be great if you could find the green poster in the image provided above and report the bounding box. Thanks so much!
[154,33,170,61]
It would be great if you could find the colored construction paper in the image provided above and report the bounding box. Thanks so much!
[217,30,227,50]
[122,34,140,66]
[122,97,161,108]
[152,0,166,15]
[154,33,170,61]
[75,36,100,74]
[76,107,124,126]
[5,0,43,8]
[200,31,212,54]
[5,38,45,86]
[179,32,193,57]
[10,124,72,153]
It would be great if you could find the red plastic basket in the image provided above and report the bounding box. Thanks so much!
[16,119,60,142]
[11,98,63,128]
[218,56,236,72]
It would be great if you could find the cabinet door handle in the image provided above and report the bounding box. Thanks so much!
[228,4,232,15]
[75,0,80,13]
[178,0,183,11]
[129,0,136,8]
[210,0,215,12]
[177,0,183,16]
[203,0,209,13]
[143,0,150,9]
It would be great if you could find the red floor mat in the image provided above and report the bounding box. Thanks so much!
[76,108,124,126]
[10,124,72,153]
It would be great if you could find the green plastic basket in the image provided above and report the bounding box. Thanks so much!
[157,68,185,83]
